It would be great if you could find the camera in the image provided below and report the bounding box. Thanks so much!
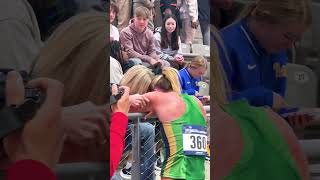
[110,83,124,105]
[0,69,46,138]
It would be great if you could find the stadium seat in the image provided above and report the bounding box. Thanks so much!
[285,63,318,107]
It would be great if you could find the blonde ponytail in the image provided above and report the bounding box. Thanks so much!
[211,25,231,106]
[152,67,181,93]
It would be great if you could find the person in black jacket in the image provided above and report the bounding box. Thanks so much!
[198,0,209,45]
[160,0,182,28]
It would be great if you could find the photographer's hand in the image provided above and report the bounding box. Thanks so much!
[3,71,64,169]
[111,84,130,115]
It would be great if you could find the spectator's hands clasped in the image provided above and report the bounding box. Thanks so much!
[175,55,184,64]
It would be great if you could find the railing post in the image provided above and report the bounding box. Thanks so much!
[131,117,141,180]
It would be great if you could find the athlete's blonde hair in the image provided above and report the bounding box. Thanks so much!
[31,12,107,106]
[211,25,231,106]
[151,67,181,93]
[120,65,154,95]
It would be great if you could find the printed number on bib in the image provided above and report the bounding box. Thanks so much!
[183,125,207,156]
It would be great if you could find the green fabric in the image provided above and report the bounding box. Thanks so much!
[161,94,206,180]
[222,100,301,180]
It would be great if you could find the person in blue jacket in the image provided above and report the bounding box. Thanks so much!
[178,55,208,96]
[218,0,313,128]
[219,0,312,108]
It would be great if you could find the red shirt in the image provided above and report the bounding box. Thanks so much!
[110,112,128,178]
[6,160,56,180]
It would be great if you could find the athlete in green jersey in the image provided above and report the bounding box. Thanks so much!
[143,67,208,180]
[212,100,310,180]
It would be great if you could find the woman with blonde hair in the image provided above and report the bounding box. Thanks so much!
[31,11,108,162]
[211,25,310,180]
[115,65,157,180]
[120,65,154,95]
[218,0,313,129]
[178,55,208,96]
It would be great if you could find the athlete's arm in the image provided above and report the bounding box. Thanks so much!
[265,108,310,180]
[194,96,208,124]
[129,92,157,119]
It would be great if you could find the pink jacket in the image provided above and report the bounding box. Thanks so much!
[120,22,158,63]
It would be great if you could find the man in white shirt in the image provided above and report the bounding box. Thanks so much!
[179,0,198,44]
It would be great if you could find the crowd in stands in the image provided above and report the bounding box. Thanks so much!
[0,0,110,179]
[109,0,210,179]
[110,0,318,180]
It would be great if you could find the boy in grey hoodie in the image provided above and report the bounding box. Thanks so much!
[120,6,170,67]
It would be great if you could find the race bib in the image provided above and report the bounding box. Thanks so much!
[183,125,207,156]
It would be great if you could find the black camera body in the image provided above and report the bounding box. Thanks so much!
[0,69,46,138]
[110,84,124,105]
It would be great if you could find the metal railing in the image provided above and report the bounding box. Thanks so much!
[54,162,106,180]
[0,162,106,180]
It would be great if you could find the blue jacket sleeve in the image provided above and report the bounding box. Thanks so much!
[182,88,196,95]
[179,71,197,95]
[232,87,274,107]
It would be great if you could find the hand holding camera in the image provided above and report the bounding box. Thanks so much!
[110,84,130,115]
[0,69,46,139]
[110,84,125,105]
[3,71,64,168]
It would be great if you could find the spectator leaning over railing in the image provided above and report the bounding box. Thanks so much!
[111,65,155,180]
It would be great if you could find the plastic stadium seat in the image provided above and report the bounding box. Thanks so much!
[180,43,191,54]
[192,44,210,58]
[285,63,318,107]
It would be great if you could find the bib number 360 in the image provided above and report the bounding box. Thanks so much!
[190,135,207,149]
[183,125,207,156]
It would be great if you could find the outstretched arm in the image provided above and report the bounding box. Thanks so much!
[141,92,157,119]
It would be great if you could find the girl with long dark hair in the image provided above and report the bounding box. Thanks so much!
[154,14,185,70]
